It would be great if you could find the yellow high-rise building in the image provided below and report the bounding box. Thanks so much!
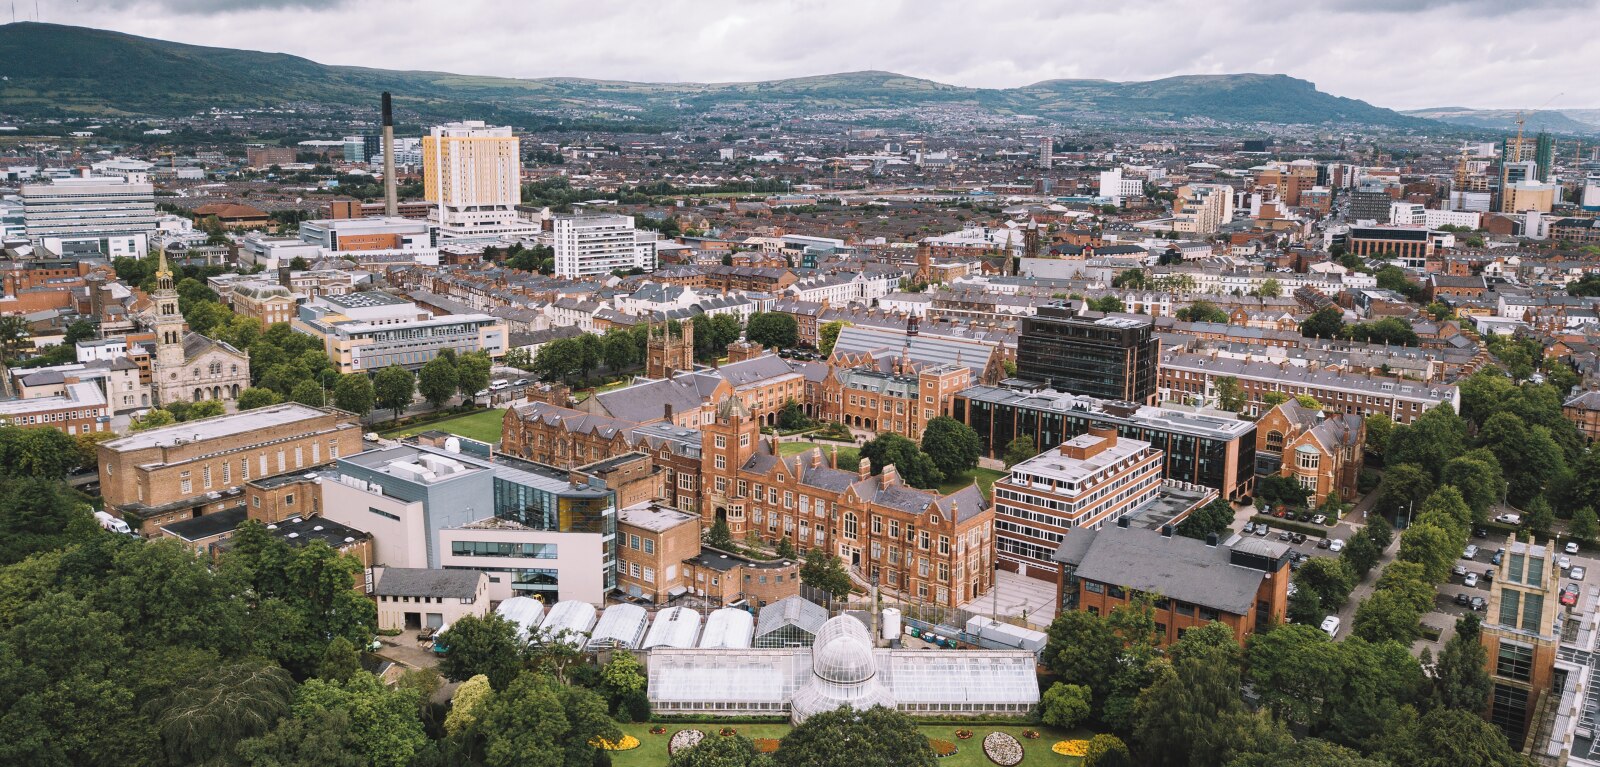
[421,121,532,238]
[1501,181,1556,214]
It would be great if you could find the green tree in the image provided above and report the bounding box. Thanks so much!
[1373,464,1434,520]
[1441,453,1505,522]
[1295,557,1356,612]
[290,379,326,407]
[1396,523,1460,583]
[1365,414,1395,456]
[1043,610,1121,695]
[317,636,363,682]
[774,537,797,559]
[859,433,942,489]
[373,366,415,421]
[0,426,86,479]
[1088,295,1126,313]
[131,408,177,431]
[799,548,853,599]
[919,416,981,478]
[148,659,296,766]
[1002,436,1037,468]
[1176,300,1230,324]
[1299,306,1345,339]
[774,705,935,767]
[817,320,848,356]
[417,356,459,409]
[601,330,637,373]
[477,672,617,767]
[443,674,492,736]
[455,352,493,398]
[1134,643,1269,767]
[1226,739,1391,767]
[1378,706,1525,767]
[1433,614,1492,712]
[1573,506,1599,542]
[287,673,427,767]
[237,387,281,411]
[63,319,97,344]
[1352,589,1424,644]
[672,733,773,767]
[534,337,582,382]
[333,373,375,416]
[1387,404,1467,479]
[1040,682,1093,728]
[1214,375,1246,412]
[437,614,524,690]
[707,519,735,550]
[778,399,809,430]
[575,333,602,381]
[235,709,369,767]
[1176,498,1235,541]
[1342,530,1382,577]
[746,312,800,349]
[600,651,646,698]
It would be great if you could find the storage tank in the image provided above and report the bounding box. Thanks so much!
[880,607,902,642]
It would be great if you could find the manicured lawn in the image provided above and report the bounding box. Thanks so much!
[939,467,1006,500]
[778,440,859,469]
[380,408,506,444]
[610,722,1090,766]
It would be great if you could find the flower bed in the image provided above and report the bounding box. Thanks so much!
[1052,740,1090,757]
[669,729,705,756]
[956,730,974,740]
[753,738,781,754]
[649,726,667,735]
[589,735,640,751]
[719,727,739,737]
[983,732,1024,766]
[930,739,959,758]
[1022,730,1040,740]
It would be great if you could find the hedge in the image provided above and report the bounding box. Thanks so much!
[1252,515,1330,538]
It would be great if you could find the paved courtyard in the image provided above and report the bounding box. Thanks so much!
[960,569,1058,630]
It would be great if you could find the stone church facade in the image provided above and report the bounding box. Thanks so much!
[148,253,251,406]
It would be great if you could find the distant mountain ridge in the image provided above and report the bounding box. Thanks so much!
[1402,107,1600,135]
[1,22,1431,130]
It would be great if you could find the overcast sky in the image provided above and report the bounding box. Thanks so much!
[32,0,1600,111]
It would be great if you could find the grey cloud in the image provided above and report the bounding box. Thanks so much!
[68,0,346,14]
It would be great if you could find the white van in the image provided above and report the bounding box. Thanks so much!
[94,510,134,536]
[1320,615,1341,638]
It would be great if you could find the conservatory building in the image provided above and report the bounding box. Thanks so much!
[647,615,1040,723]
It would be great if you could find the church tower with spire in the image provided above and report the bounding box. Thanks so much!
[153,251,187,372]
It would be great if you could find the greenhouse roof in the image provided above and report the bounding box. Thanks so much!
[538,600,597,647]
[699,608,755,649]
[643,606,702,649]
[588,603,649,649]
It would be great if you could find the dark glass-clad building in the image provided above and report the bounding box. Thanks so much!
[952,383,1257,500]
[1016,303,1158,404]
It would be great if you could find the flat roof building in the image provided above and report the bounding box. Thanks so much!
[1016,303,1158,404]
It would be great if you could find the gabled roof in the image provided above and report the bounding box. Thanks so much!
[374,568,484,599]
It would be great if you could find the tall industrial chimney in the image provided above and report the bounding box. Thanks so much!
[381,92,398,218]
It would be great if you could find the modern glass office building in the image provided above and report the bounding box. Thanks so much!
[952,383,1256,500]
[1015,303,1158,404]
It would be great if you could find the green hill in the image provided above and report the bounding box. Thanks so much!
[0,22,1426,129]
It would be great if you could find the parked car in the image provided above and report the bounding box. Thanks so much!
[1568,541,1582,555]
[1254,525,1269,537]
[1493,549,1505,565]
[1455,592,1473,607]
[1312,514,1327,525]
[1562,584,1580,607]
[363,432,380,443]
[1316,537,1331,549]
[1464,573,1480,588]
[1279,531,1292,541]
[1559,556,1572,571]
[1291,533,1308,545]
[1471,596,1488,611]
[514,378,530,387]
[1573,566,1588,582]
[1242,522,1255,535]
[1496,513,1522,525]
[1320,615,1341,638]
[1453,564,1470,577]
[1483,568,1494,583]
[1463,545,1479,560]
[1328,539,1345,553]
[1475,528,1489,539]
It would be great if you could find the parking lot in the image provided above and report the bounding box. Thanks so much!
[1420,531,1596,655]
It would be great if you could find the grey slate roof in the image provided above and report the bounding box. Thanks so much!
[1053,526,1275,615]
[374,568,483,599]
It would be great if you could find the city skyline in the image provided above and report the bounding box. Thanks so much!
[24,0,1600,111]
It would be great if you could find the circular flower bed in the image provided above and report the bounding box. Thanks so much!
[956,730,975,740]
[1022,730,1041,740]
[930,739,959,758]
[1053,740,1090,757]
[668,729,705,756]
[753,738,781,754]
[983,732,1024,766]
[588,735,640,751]
[649,726,667,735]
[719,727,739,737]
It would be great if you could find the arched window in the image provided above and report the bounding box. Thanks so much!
[1265,430,1285,451]
[842,512,858,540]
